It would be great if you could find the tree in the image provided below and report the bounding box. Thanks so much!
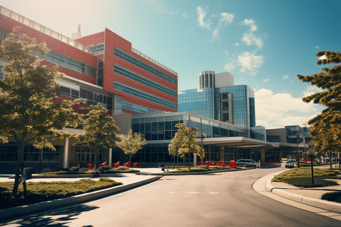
[297,51,341,169]
[172,123,205,170]
[168,131,183,166]
[117,129,146,168]
[0,27,82,196]
[76,103,120,169]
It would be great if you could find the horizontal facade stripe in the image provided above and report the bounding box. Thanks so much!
[113,82,176,110]
[114,65,176,97]
[114,48,177,84]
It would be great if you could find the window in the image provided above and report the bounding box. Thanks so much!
[75,146,104,162]
[223,113,229,122]
[222,102,229,111]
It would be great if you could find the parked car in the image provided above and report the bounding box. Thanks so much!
[285,159,296,168]
[236,159,258,168]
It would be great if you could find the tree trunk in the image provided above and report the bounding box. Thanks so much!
[188,153,191,170]
[13,142,25,196]
[330,150,332,170]
[177,155,178,167]
[129,156,132,168]
[94,149,97,170]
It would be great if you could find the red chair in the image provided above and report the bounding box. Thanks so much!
[87,162,94,169]
[229,161,237,168]
[197,161,202,165]
[124,162,130,167]
[75,162,80,167]
[114,161,120,168]
[210,162,216,166]
[99,161,107,167]
[132,162,139,168]
[204,161,210,166]
[219,161,225,167]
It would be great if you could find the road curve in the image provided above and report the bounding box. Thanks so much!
[1,167,340,227]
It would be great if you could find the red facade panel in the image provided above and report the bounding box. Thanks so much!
[41,60,96,85]
[0,14,97,67]
[76,32,105,46]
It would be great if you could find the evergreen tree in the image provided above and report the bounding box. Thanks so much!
[0,27,82,196]
[117,129,146,168]
[76,103,120,168]
[297,51,341,169]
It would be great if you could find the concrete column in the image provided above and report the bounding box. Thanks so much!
[63,138,69,169]
[109,148,112,167]
[261,149,265,163]
[233,147,235,160]
[194,154,197,166]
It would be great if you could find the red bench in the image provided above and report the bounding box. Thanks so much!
[218,161,225,167]
[204,161,210,166]
[197,161,202,165]
[75,162,80,167]
[99,161,107,167]
[124,162,130,167]
[229,161,237,168]
[210,162,216,166]
[114,161,120,168]
[87,162,94,169]
[132,162,139,168]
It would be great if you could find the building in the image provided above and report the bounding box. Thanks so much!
[0,5,177,172]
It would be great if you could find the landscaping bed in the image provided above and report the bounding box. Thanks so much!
[273,168,340,187]
[0,178,122,210]
[38,167,139,175]
[166,166,231,173]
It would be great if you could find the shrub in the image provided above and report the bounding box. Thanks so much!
[321,192,341,202]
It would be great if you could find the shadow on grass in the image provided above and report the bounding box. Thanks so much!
[0,203,98,226]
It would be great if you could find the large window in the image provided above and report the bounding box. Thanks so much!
[79,87,112,109]
[122,100,158,113]
[113,82,177,110]
[75,146,104,162]
[35,51,97,78]
[114,48,176,84]
[97,59,104,87]
[89,44,104,56]
[114,65,176,97]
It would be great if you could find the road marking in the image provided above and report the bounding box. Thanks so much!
[188,192,199,194]
[209,192,219,194]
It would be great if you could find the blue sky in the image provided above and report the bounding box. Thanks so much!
[1,0,340,129]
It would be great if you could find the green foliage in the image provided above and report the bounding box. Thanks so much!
[167,166,230,173]
[0,27,84,196]
[38,168,139,175]
[0,178,122,209]
[76,103,120,167]
[273,168,340,187]
[117,129,146,167]
[297,51,341,170]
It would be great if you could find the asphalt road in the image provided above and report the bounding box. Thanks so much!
[1,167,341,227]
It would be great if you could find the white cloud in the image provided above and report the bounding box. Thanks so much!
[170,11,174,15]
[224,59,236,71]
[314,46,319,49]
[255,88,319,128]
[302,85,324,97]
[234,42,239,46]
[238,52,264,74]
[283,75,289,79]
[212,12,234,41]
[244,19,257,31]
[242,33,263,48]
[263,78,269,82]
[197,7,210,29]
[182,13,188,19]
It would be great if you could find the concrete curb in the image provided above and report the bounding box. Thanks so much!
[0,176,162,221]
[136,167,252,176]
[267,173,341,213]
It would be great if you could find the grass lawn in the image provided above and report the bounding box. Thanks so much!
[0,178,122,210]
[167,166,231,173]
[299,163,332,167]
[38,168,139,175]
[273,168,340,187]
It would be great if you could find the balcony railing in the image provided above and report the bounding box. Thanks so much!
[0,5,92,54]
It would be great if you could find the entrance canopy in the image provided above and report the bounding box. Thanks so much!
[196,137,279,149]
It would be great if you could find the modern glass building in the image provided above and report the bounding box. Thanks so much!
[179,70,256,138]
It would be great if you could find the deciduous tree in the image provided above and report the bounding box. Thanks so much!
[76,103,120,168]
[117,129,146,168]
[0,27,82,196]
[168,131,183,166]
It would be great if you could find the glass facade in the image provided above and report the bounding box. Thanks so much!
[0,65,3,79]
[35,51,97,78]
[114,48,177,84]
[97,59,104,87]
[113,82,176,109]
[89,43,104,56]
[285,125,311,144]
[122,100,159,113]
[114,65,176,97]
[178,88,215,119]
[250,126,266,141]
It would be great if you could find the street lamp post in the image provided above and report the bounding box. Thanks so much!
[296,131,301,168]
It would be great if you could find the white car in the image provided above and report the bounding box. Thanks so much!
[236,159,258,168]
[285,159,296,168]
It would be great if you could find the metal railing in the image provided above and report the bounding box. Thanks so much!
[0,5,92,54]
[131,48,177,76]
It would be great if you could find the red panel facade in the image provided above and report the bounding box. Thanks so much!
[76,32,105,46]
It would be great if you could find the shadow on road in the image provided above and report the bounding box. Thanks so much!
[0,204,99,227]
[260,164,282,169]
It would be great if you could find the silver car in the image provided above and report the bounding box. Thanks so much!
[236,159,258,168]
[285,159,296,168]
